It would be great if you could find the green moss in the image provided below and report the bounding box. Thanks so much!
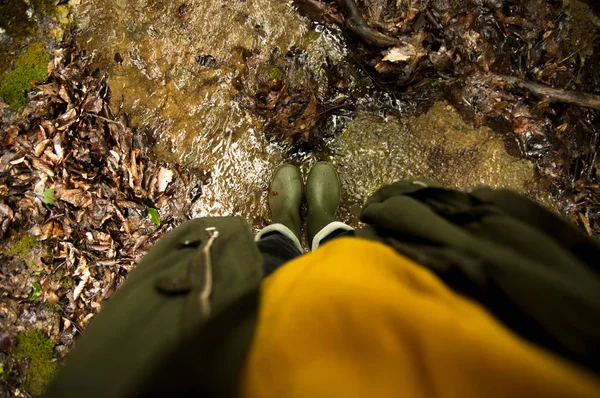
[0,42,50,109]
[561,0,600,62]
[61,276,75,290]
[44,303,60,313]
[0,0,67,71]
[36,0,63,19]
[13,330,59,396]
[49,267,75,290]
[53,5,71,27]
[6,235,43,272]
[8,235,39,257]
[265,65,282,80]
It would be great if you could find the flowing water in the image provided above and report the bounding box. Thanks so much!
[73,0,550,239]
[329,102,547,225]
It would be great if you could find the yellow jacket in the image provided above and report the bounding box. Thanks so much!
[242,238,600,397]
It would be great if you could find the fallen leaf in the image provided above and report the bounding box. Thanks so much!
[147,207,161,226]
[157,168,174,193]
[29,283,42,301]
[46,292,59,305]
[57,188,86,207]
[543,30,553,40]
[382,44,416,63]
[43,188,55,205]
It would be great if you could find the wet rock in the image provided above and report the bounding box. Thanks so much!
[178,4,192,22]
[0,332,17,353]
[329,102,547,226]
[195,54,217,68]
[71,0,332,228]
[114,52,123,65]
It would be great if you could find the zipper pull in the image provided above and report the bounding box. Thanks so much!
[198,227,219,317]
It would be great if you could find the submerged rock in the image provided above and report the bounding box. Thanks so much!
[329,102,551,225]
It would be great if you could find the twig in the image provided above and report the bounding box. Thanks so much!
[335,0,400,48]
[558,43,593,65]
[88,113,121,124]
[497,74,600,111]
[314,103,348,119]
[348,53,394,94]
[296,0,400,47]
[425,9,443,30]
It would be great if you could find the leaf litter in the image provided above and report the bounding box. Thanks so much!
[0,41,203,396]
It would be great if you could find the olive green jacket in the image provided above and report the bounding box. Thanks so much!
[44,217,263,398]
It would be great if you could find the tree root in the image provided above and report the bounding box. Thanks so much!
[294,0,399,48]
[498,75,600,111]
[336,0,399,48]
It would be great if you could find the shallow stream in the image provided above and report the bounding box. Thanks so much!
[73,0,548,237]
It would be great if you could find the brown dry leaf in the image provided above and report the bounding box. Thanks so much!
[9,156,26,166]
[42,147,59,165]
[383,44,417,63]
[35,82,61,98]
[34,139,52,157]
[290,94,317,141]
[0,203,14,219]
[57,107,77,125]
[57,188,87,207]
[53,135,65,162]
[72,257,90,301]
[543,30,553,40]
[81,94,103,114]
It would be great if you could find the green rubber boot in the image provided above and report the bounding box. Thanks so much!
[268,164,303,240]
[306,162,341,247]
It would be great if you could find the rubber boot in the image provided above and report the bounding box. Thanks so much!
[269,164,303,241]
[306,162,341,247]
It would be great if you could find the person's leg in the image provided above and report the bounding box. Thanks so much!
[306,162,353,251]
[255,165,303,277]
[256,228,302,277]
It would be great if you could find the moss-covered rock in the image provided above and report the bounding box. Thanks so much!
[0,42,50,109]
[13,330,58,396]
